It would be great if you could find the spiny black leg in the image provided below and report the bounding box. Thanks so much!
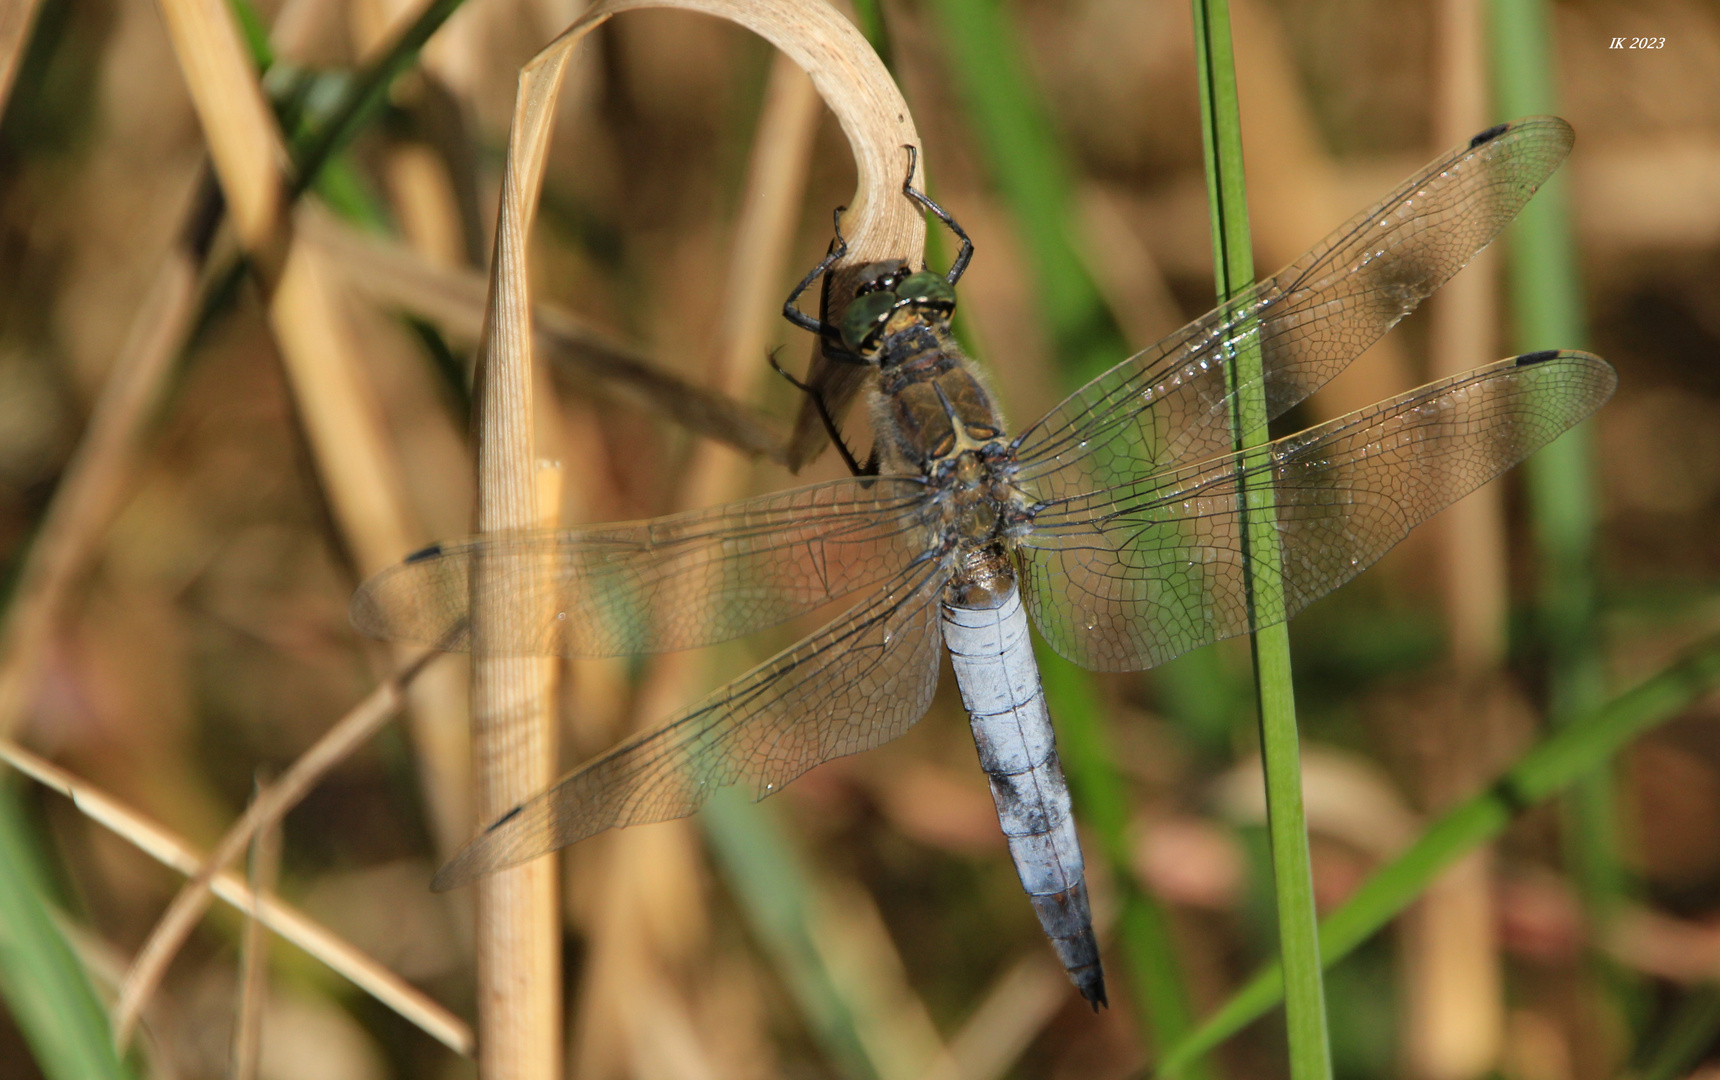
[783,206,851,338]
[768,352,872,476]
[901,144,973,285]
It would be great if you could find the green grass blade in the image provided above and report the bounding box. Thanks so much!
[927,0,1126,385]
[927,0,1204,1053]
[1630,985,1720,1080]
[1189,2,1329,1078]
[288,0,467,195]
[1154,633,1720,1075]
[702,789,879,1080]
[0,783,133,1080]
[1489,0,1622,925]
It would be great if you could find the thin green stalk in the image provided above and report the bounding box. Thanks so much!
[1190,2,1329,1079]
[288,0,468,197]
[0,783,133,1080]
[927,0,1204,1054]
[1154,633,1720,1076]
[927,0,1125,385]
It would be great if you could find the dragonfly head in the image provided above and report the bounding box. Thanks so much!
[839,268,957,362]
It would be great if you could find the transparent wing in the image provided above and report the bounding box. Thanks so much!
[1011,117,1573,486]
[431,556,950,888]
[350,477,932,657]
[1016,351,1615,672]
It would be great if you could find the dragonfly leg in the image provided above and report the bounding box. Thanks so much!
[900,144,973,286]
[767,350,875,476]
[783,206,852,347]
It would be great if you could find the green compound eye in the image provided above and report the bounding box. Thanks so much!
[839,290,899,354]
[897,272,956,320]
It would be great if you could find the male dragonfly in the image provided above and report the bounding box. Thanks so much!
[352,117,1614,1008]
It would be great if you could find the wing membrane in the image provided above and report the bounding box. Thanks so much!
[1016,352,1615,671]
[1012,117,1573,488]
[350,477,932,657]
[432,557,950,888]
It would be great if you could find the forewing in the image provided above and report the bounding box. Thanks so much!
[431,556,950,888]
[350,477,931,657]
[1016,351,1615,671]
[1012,117,1573,488]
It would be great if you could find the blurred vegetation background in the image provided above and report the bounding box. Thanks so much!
[1,0,1718,1077]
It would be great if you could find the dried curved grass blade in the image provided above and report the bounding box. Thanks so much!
[526,0,927,475]
[471,2,929,1074]
[0,739,472,1056]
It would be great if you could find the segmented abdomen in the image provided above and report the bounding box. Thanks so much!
[941,583,1106,1009]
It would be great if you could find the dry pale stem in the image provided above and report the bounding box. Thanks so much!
[0,0,46,118]
[153,0,286,265]
[158,0,476,892]
[1402,2,1508,1077]
[0,739,473,1054]
[230,782,280,1080]
[469,38,561,1080]
[271,224,476,855]
[111,650,439,1047]
[916,954,1069,1080]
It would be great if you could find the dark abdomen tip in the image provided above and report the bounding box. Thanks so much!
[1030,883,1108,1010]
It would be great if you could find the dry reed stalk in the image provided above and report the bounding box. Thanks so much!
[1429,0,1508,678]
[110,649,439,1047]
[271,228,476,855]
[917,954,1068,1080]
[153,0,286,266]
[0,236,201,739]
[384,144,471,270]
[230,780,280,1080]
[1400,2,1507,1077]
[272,238,424,574]
[1230,0,1413,421]
[0,0,45,117]
[0,738,474,1054]
[298,210,791,460]
[570,826,712,1080]
[808,874,946,1080]
[475,3,925,1074]
[161,0,479,876]
[468,41,559,1077]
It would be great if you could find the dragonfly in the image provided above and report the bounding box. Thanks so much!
[352,116,1614,1009]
